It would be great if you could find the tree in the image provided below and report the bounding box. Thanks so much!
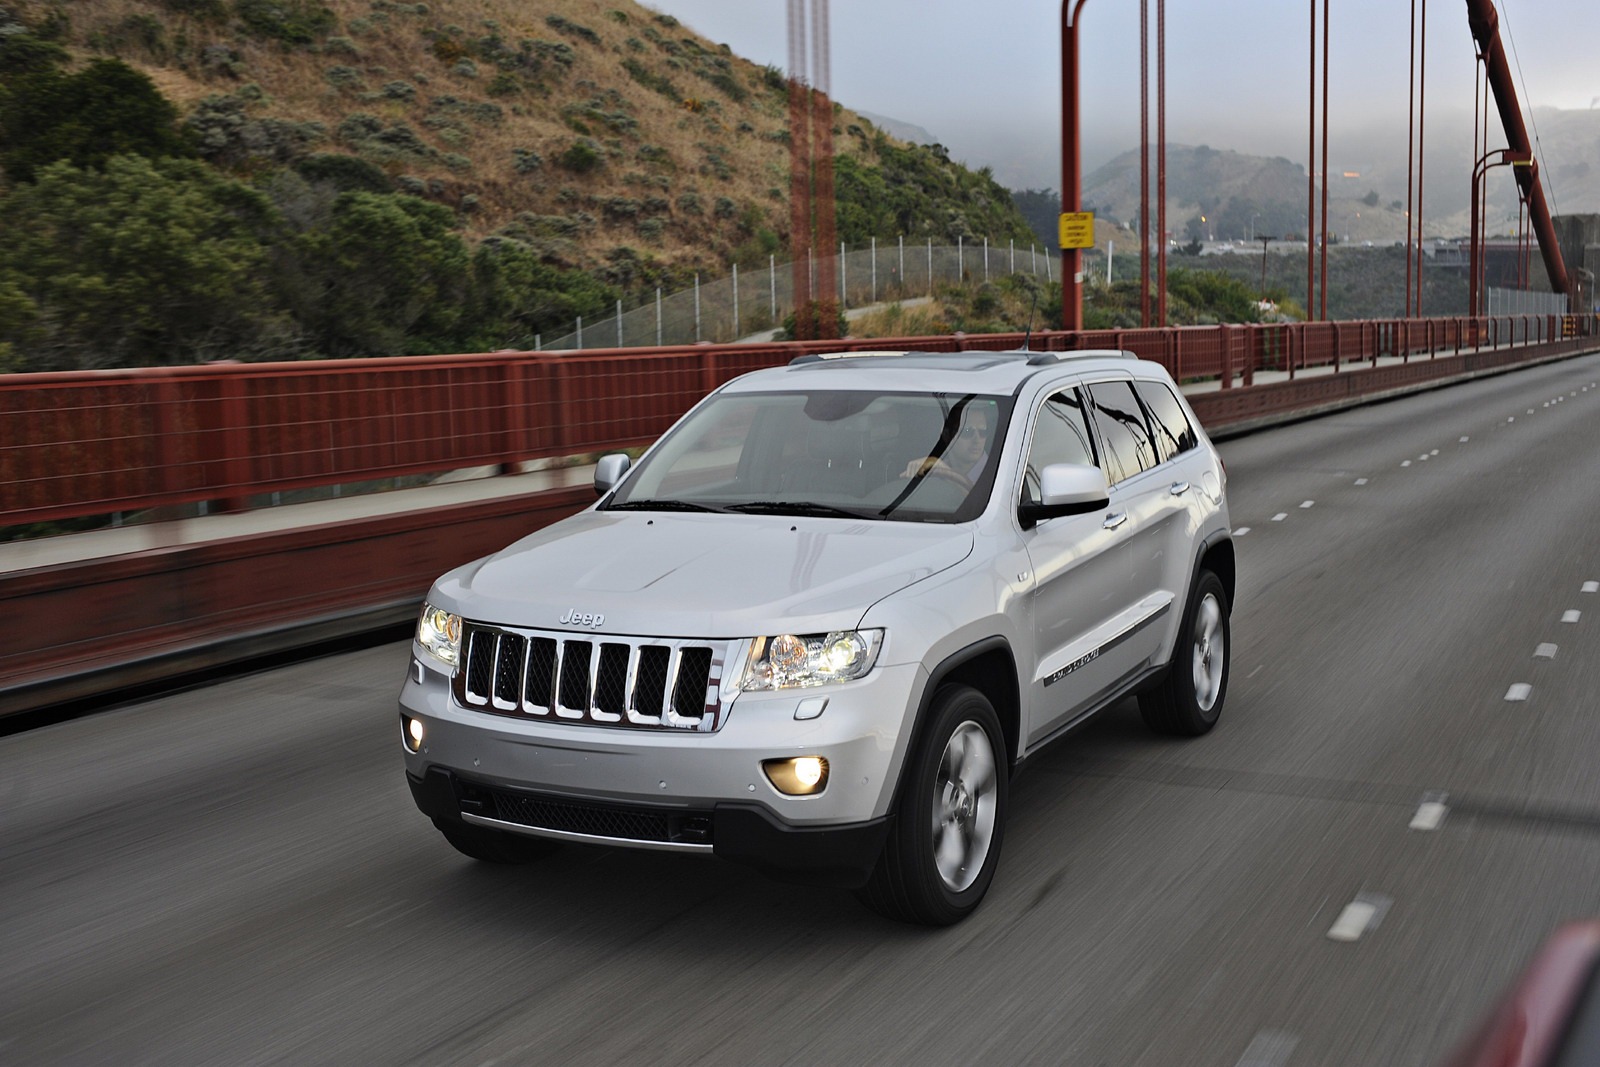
[0,156,289,369]
[0,59,191,183]
[277,191,472,356]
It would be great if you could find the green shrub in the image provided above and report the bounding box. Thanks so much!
[0,59,192,183]
[544,15,600,45]
[234,0,335,45]
[156,0,228,16]
[294,152,391,192]
[324,65,363,89]
[558,138,603,173]
[622,57,679,101]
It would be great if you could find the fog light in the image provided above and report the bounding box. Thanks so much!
[762,756,829,796]
[403,715,424,753]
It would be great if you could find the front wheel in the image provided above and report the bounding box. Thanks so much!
[857,684,1008,925]
[1139,569,1230,736]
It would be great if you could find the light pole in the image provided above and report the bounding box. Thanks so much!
[1060,0,1089,332]
[1469,147,1533,316]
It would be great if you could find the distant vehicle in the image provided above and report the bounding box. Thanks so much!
[398,349,1234,924]
[1436,920,1600,1067]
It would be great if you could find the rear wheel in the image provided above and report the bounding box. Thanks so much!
[1139,569,1230,736]
[857,684,1008,925]
[434,819,559,864]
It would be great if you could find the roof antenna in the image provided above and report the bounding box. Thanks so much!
[1022,285,1041,351]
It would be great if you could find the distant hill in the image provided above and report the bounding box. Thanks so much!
[0,0,1038,370]
[9,0,1033,270]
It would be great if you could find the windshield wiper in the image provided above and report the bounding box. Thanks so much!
[726,501,872,520]
[604,499,731,513]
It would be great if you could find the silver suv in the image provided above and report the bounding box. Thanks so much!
[399,349,1233,924]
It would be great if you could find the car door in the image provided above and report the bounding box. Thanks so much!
[1019,385,1142,744]
[1082,378,1174,672]
[1131,377,1213,644]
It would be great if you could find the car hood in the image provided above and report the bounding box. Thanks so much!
[432,510,974,637]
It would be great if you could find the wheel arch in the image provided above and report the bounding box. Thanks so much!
[899,638,1021,806]
[1197,534,1236,610]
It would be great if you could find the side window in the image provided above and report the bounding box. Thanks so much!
[1021,389,1097,505]
[1086,380,1157,485]
[1134,380,1198,464]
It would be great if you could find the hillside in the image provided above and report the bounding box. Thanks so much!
[0,0,1037,370]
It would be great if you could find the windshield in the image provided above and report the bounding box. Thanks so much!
[603,389,1012,523]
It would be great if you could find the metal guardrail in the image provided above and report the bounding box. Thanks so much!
[0,314,1590,529]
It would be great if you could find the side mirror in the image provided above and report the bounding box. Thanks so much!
[594,453,631,496]
[1018,463,1110,528]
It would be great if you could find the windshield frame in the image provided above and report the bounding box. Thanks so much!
[602,387,1015,525]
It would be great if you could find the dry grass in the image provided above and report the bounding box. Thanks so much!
[31,0,885,270]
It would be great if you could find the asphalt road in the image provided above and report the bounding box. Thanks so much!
[5,352,1600,1066]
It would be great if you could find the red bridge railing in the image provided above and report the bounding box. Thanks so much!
[1,314,1590,528]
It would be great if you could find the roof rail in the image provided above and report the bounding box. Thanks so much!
[1026,349,1136,365]
[787,350,910,366]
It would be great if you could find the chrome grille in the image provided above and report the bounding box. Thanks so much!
[453,624,731,731]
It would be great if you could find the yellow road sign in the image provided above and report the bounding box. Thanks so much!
[1059,211,1095,249]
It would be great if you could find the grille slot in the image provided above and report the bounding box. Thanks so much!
[453,624,729,731]
[467,782,714,845]
[558,640,592,717]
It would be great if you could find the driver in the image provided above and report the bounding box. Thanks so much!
[902,403,992,486]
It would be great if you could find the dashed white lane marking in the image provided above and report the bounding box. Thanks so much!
[1460,436,1470,443]
[1234,527,1251,536]
[1562,610,1582,624]
[1236,1030,1300,1067]
[1430,449,1439,456]
[1529,408,1536,414]
[1247,665,1265,679]
[1506,683,1533,702]
[1410,793,1449,831]
[1299,500,1314,509]
[1271,513,1287,522]
[1401,460,1412,467]
[1419,454,1430,461]
[1507,417,1515,423]
[1354,477,1369,485]
[1327,893,1392,942]
[1535,643,1559,660]
[1583,581,1599,594]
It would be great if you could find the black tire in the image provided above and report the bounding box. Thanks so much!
[856,684,1009,926]
[433,818,559,864]
[1139,569,1230,737]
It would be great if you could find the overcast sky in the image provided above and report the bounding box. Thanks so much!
[643,0,1598,192]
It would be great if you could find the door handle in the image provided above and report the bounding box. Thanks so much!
[1103,511,1128,530]
[1169,481,1191,496]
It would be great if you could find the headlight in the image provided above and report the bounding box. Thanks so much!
[417,603,462,667]
[741,630,883,691]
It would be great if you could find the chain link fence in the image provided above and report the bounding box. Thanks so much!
[537,237,1057,351]
[1484,285,1568,317]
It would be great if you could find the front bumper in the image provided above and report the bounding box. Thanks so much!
[400,652,924,887]
[408,768,893,889]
